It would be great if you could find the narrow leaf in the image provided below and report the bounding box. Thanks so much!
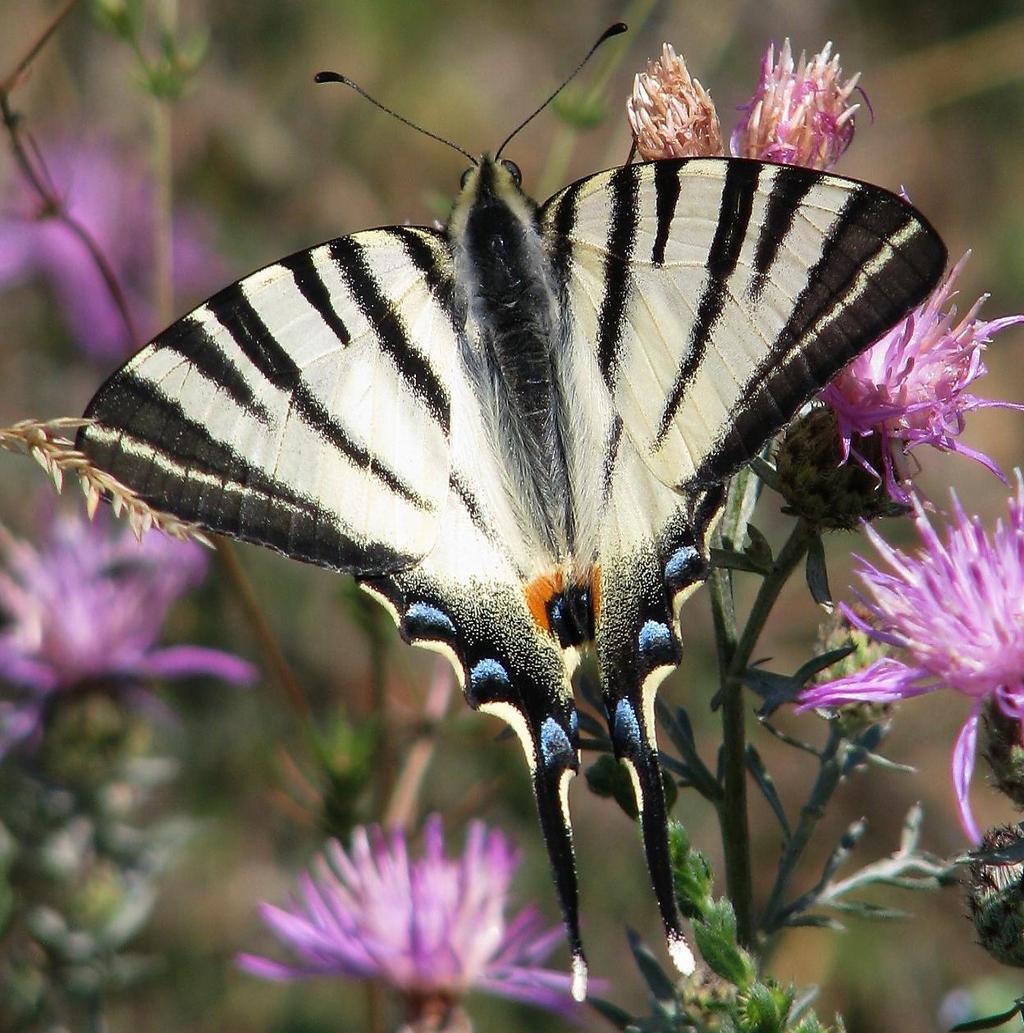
[746,744,790,837]
[626,927,679,1004]
[588,997,637,1030]
[805,533,833,607]
[950,998,1024,1031]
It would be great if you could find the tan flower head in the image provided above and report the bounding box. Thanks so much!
[627,44,723,160]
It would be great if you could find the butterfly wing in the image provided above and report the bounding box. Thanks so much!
[540,157,947,964]
[78,227,458,575]
[544,158,947,490]
[79,219,592,995]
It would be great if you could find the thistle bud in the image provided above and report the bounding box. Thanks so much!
[776,407,906,530]
[967,823,1024,967]
[813,607,893,736]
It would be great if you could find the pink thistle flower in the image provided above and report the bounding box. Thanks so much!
[0,136,223,360]
[627,43,723,159]
[821,253,1024,503]
[237,815,581,1020]
[731,39,859,170]
[797,479,1024,844]
[0,509,255,757]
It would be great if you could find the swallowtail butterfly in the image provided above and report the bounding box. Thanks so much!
[77,55,947,997]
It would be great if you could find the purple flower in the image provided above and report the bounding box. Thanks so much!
[238,814,580,1018]
[797,479,1024,843]
[820,254,1024,503]
[730,39,859,170]
[0,136,223,359]
[0,509,255,756]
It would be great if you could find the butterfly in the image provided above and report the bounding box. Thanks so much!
[76,96,946,996]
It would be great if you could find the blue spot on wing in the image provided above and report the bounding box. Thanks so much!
[613,698,642,752]
[664,545,704,586]
[468,658,511,705]
[639,620,673,656]
[404,602,456,640]
[540,717,574,768]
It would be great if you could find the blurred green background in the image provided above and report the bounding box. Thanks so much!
[2,1,1024,1030]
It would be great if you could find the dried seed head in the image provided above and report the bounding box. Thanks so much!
[628,44,723,159]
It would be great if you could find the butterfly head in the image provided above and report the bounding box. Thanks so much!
[449,154,532,240]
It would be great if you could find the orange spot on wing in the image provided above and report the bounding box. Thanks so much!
[590,564,601,624]
[524,569,564,633]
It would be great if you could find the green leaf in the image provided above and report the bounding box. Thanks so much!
[792,648,856,687]
[711,547,771,575]
[585,755,639,821]
[669,821,713,920]
[745,523,775,570]
[744,669,803,716]
[626,928,678,1005]
[950,997,1024,1030]
[692,901,756,989]
[804,534,832,607]
[746,745,790,837]
[737,980,793,1033]
[588,996,639,1030]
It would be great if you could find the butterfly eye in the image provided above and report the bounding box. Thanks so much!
[460,167,474,189]
[500,159,522,187]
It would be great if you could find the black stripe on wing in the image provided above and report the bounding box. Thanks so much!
[544,176,586,298]
[597,164,641,387]
[203,284,433,511]
[655,160,759,446]
[748,164,818,302]
[387,227,465,337]
[155,315,272,424]
[651,159,682,267]
[330,236,451,433]
[79,377,417,574]
[277,249,352,347]
[690,180,947,487]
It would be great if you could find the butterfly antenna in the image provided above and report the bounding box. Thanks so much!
[315,71,478,165]
[495,21,628,159]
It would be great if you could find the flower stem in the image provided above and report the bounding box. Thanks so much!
[710,471,814,945]
[213,539,310,718]
[758,726,844,942]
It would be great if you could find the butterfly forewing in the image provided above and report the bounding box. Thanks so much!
[78,228,458,575]
[542,158,947,493]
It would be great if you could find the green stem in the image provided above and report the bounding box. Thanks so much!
[708,469,753,944]
[710,475,814,946]
[86,994,108,1033]
[759,727,843,944]
[730,518,815,679]
[709,563,753,945]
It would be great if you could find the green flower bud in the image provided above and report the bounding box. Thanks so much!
[813,607,893,736]
[967,823,1024,967]
[776,407,905,530]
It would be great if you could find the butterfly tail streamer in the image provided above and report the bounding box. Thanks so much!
[607,689,695,975]
[529,744,589,1001]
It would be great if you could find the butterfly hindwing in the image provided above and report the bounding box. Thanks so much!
[359,487,586,989]
[78,227,459,575]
